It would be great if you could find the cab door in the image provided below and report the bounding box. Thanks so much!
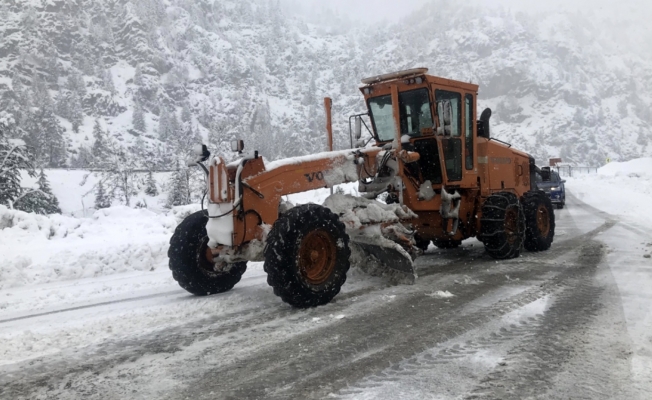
[434,90,478,187]
[435,89,463,183]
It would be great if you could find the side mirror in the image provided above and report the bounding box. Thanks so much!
[354,116,362,140]
[193,144,211,162]
[478,108,492,139]
[231,139,244,153]
[561,180,567,184]
[540,167,551,182]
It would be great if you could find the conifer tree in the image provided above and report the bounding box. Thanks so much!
[15,169,62,215]
[133,98,146,132]
[134,65,143,86]
[91,119,111,166]
[104,69,116,95]
[26,76,67,167]
[145,170,159,196]
[166,163,191,208]
[69,93,84,133]
[95,180,111,209]
[168,110,181,143]
[158,107,170,141]
[0,117,36,208]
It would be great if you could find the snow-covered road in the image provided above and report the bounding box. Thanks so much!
[1,161,652,399]
[1,194,651,399]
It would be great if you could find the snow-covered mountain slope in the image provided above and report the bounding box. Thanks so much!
[0,0,650,168]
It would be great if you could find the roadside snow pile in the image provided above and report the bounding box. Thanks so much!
[568,157,652,226]
[0,205,190,290]
[597,158,652,179]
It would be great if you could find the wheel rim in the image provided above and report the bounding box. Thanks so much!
[197,237,224,275]
[298,229,337,285]
[536,204,550,236]
[504,207,520,245]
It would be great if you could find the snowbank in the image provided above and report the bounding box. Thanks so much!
[0,205,188,290]
[597,158,652,179]
[567,157,652,227]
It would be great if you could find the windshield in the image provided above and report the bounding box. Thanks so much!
[368,88,433,142]
[368,95,396,142]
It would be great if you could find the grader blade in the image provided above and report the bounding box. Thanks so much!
[354,242,415,274]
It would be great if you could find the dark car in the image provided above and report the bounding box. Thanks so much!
[535,168,566,209]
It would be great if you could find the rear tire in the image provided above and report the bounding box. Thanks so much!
[264,204,351,308]
[432,239,462,249]
[522,191,555,252]
[480,192,525,259]
[168,211,247,296]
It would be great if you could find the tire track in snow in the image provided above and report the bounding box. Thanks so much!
[328,241,607,400]
[178,238,611,400]
[464,243,615,399]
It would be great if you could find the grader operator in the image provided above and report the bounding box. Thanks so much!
[169,68,555,308]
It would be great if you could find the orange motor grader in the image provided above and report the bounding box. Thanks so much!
[169,68,555,308]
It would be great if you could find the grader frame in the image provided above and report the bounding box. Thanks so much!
[168,68,555,308]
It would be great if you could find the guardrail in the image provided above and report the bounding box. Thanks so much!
[554,166,599,178]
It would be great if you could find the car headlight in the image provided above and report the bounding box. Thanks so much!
[551,187,559,191]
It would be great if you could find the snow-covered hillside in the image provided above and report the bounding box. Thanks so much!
[0,0,651,170]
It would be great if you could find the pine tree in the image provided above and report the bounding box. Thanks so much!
[104,69,116,95]
[27,75,67,167]
[69,92,84,133]
[71,147,93,168]
[15,169,62,215]
[134,64,143,86]
[36,169,61,214]
[169,110,181,143]
[145,170,159,196]
[166,163,191,208]
[133,98,146,132]
[91,119,111,166]
[0,117,36,208]
[66,70,87,98]
[158,107,170,141]
[95,180,111,209]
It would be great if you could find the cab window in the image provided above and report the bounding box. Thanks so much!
[368,95,396,142]
[399,89,433,137]
[368,89,433,142]
[435,90,461,137]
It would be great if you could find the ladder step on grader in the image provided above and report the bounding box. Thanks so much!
[168,68,555,308]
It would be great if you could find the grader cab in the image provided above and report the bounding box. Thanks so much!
[168,68,555,308]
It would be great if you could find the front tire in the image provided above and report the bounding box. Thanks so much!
[480,192,525,259]
[168,211,247,296]
[264,204,350,308]
[522,191,555,252]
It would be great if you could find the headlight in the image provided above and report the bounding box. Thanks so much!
[551,187,559,191]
